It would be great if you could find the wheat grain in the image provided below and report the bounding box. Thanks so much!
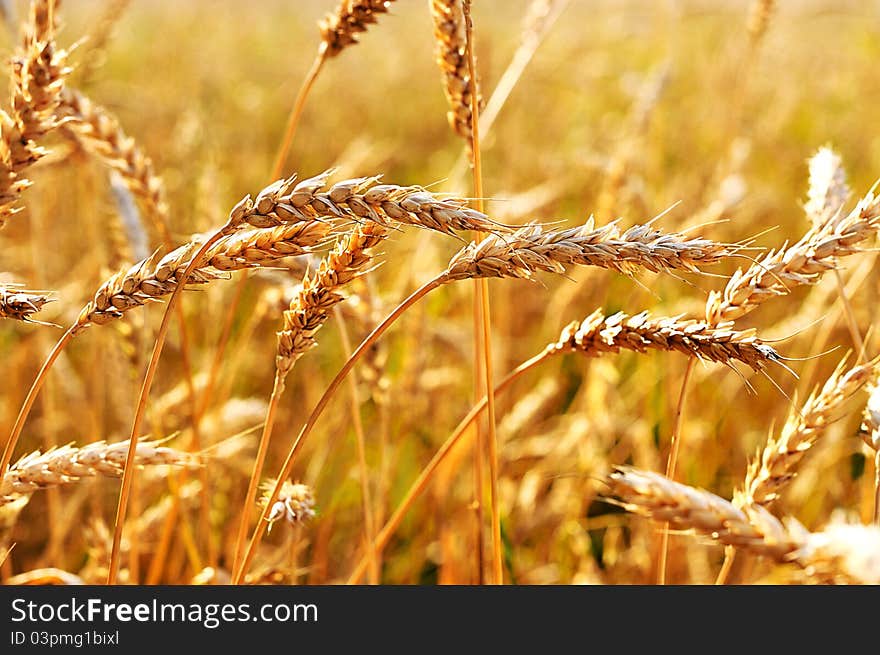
[547,309,780,371]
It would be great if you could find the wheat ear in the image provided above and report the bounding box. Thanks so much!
[445,219,731,280]
[431,0,481,143]
[1,439,198,504]
[0,0,70,226]
[740,356,878,507]
[75,222,330,330]
[548,309,780,371]
[228,170,504,236]
[805,146,850,230]
[276,221,386,378]
[609,467,880,583]
[0,283,51,322]
[319,0,397,58]
[707,186,880,324]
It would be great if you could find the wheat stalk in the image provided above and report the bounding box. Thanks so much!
[547,309,780,372]
[1,439,198,504]
[740,357,878,507]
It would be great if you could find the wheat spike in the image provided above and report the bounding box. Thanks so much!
[260,479,316,531]
[319,1,397,58]
[444,218,731,281]
[547,309,780,371]
[1,439,198,504]
[227,170,502,236]
[431,0,481,142]
[276,221,386,378]
[0,283,51,322]
[805,146,850,230]
[609,467,880,583]
[0,0,71,226]
[741,357,878,507]
[76,222,331,329]
[706,187,880,324]
[608,467,800,559]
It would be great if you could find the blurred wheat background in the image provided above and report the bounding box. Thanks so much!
[2,0,880,586]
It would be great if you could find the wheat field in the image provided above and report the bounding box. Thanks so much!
[1,0,879,586]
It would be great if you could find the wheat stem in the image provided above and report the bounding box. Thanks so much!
[347,350,547,583]
[1,326,76,481]
[106,224,234,584]
[657,358,695,585]
[232,276,444,583]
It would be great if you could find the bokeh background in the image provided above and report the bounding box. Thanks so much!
[2,0,879,584]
